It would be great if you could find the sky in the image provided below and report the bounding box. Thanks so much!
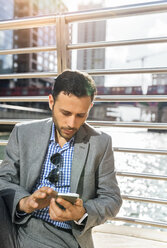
[63,0,167,89]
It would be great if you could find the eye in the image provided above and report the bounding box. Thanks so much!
[62,111,71,116]
[77,113,86,118]
[63,112,71,116]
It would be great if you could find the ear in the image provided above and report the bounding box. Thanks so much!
[89,102,94,110]
[88,102,94,115]
[48,94,54,110]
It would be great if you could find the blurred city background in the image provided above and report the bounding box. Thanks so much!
[0,0,167,127]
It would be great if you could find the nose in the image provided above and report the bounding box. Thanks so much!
[67,116,76,129]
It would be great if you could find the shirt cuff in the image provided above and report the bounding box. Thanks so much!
[74,213,88,225]
[15,210,28,218]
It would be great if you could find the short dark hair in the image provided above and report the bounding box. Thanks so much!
[52,70,96,102]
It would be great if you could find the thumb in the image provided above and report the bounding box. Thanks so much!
[75,198,83,206]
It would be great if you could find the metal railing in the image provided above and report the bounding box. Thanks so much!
[0,1,167,230]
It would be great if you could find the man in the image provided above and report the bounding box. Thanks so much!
[0,70,122,248]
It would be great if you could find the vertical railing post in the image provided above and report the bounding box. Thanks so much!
[60,15,70,71]
[56,16,62,74]
[56,15,69,74]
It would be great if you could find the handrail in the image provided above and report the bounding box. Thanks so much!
[0,119,34,125]
[113,216,167,229]
[0,140,7,145]
[0,96,48,102]
[0,119,167,129]
[117,171,167,181]
[122,194,167,205]
[65,1,167,23]
[0,46,57,55]
[0,95,167,102]
[85,67,167,75]
[114,147,167,155]
[1,36,167,56]
[1,67,167,79]
[0,72,57,79]
[1,2,167,31]
[0,15,57,30]
[68,37,167,50]
[88,121,167,129]
[0,104,50,113]
[95,95,167,102]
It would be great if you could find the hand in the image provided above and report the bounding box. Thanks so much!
[18,187,57,214]
[49,197,86,222]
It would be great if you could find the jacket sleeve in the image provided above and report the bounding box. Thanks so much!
[74,134,122,235]
[0,125,31,224]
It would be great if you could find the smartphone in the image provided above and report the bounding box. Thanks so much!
[57,193,79,204]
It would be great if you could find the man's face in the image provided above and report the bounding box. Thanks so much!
[49,92,93,142]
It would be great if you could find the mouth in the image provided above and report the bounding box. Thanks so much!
[62,128,76,135]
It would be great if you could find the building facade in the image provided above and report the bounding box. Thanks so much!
[77,4,106,86]
[0,0,14,89]
[13,0,68,91]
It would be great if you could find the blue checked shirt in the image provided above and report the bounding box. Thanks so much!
[32,123,74,229]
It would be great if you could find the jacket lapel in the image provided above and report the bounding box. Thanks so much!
[70,125,89,193]
[27,118,52,191]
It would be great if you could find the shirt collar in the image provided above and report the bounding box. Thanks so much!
[50,123,75,147]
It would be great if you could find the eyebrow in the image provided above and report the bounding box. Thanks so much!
[60,108,87,115]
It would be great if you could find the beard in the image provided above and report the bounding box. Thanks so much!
[52,113,78,141]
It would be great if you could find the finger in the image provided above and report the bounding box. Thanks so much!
[41,188,58,200]
[29,198,39,209]
[50,190,58,199]
[51,198,67,214]
[56,197,73,209]
[39,187,54,195]
[49,199,67,221]
[74,198,83,206]
[33,187,54,200]
[33,191,48,199]
[23,197,39,213]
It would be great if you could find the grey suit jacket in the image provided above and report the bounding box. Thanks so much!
[0,118,122,248]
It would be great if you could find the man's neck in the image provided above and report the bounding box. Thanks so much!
[55,130,70,148]
[56,136,67,148]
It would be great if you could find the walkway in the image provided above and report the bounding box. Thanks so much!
[92,224,167,248]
